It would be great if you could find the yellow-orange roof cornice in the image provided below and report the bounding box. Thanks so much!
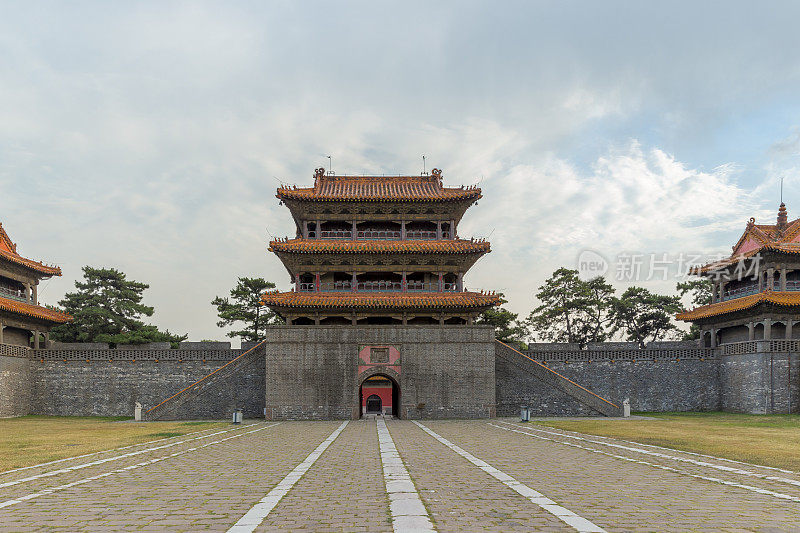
[0,222,62,276]
[260,290,501,311]
[676,290,800,321]
[268,238,491,255]
[276,168,481,203]
[0,297,71,324]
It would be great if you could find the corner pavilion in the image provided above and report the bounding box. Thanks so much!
[0,223,70,348]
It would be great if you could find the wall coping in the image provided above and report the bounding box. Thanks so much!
[0,343,30,358]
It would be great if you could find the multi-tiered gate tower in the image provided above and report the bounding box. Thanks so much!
[262,167,499,325]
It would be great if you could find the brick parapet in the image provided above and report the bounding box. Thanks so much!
[33,348,244,362]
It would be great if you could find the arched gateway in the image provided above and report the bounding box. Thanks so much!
[256,167,501,420]
[359,374,399,417]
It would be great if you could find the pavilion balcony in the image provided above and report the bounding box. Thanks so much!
[306,229,452,240]
[0,286,28,302]
[357,230,401,240]
[720,280,800,301]
[406,281,458,292]
[314,230,352,239]
[295,281,460,293]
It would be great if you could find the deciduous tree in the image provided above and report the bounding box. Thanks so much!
[676,278,713,340]
[609,286,683,348]
[527,268,615,346]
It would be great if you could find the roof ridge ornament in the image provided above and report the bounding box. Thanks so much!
[777,202,788,236]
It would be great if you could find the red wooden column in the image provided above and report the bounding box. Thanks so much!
[402,271,407,292]
[438,273,443,292]
[315,272,321,292]
[352,272,358,292]
[295,273,301,290]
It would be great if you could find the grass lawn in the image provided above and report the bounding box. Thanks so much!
[532,412,800,470]
[0,416,229,472]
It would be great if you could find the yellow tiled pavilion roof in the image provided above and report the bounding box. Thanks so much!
[261,291,501,310]
[0,223,62,276]
[0,297,71,324]
[277,169,481,203]
[269,238,490,255]
[676,291,800,321]
[695,204,800,274]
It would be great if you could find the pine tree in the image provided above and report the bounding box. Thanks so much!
[212,277,283,342]
[50,266,186,347]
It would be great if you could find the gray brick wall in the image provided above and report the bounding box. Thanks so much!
[0,354,31,417]
[31,359,265,418]
[264,325,496,420]
[720,352,800,414]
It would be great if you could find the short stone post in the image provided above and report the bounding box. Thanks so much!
[134,402,142,422]
[623,398,631,418]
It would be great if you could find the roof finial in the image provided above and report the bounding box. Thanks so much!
[777,200,788,235]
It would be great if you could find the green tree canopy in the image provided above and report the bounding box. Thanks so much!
[527,268,615,347]
[676,278,713,340]
[676,278,713,307]
[609,286,683,348]
[212,277,283,342]
[50,266,186,347]
[476,292,528,349]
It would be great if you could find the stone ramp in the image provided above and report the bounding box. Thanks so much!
[143,340,267,421]
[495,340,623,417]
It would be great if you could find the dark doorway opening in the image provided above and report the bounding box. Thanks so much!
[366,394,382,413]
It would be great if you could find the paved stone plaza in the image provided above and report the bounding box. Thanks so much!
[1,420,799,532]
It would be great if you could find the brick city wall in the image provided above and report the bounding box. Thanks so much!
[718,340,800,414]
[263,325,496,420]
[0,353,32,417]
[497,342,719,415]
[4,337,800,419]
[28,342,265,418]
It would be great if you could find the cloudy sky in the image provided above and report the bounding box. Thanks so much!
[3,1,800,343]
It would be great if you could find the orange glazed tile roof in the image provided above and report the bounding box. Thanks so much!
[0,296,72,324]
[277,169,481,203]
[261,291,501,310]
[696,204,800,274]
[0,223,62,276]
[269,238,490,255]
[676,291,800,321]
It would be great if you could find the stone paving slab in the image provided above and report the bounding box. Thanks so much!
[521,421,800,483]
[388,420,569,531]
[508,422,800,500]
[425,420,800,532]
[0,422,339,532]
[0,423,268,502]
[256,420,392,532]
[2,419,800,532]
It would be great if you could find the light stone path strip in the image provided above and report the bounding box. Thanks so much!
[0,422,279,510]
[489,422,800,504]
[227,421,348,533]
[378,418,436,533]
[412,421,606,533]
[255,419,391,532]
[0,422,259,490]
[0,423,233,476]
[497,421,800,490]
